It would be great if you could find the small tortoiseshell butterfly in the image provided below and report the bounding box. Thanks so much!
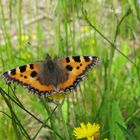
[2,55,99,97]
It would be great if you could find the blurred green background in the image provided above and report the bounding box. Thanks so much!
[0,0,140,140]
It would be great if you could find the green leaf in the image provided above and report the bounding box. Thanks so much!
[117,122,136,140]
[110,101,126,140]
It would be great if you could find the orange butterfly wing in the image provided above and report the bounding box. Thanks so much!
[3,56,99,96]
[58,56,99,92]
[3,63,55,96]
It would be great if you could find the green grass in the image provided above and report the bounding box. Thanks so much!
[0,0,140,140]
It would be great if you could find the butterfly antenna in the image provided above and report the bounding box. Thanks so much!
[45,54,51,61]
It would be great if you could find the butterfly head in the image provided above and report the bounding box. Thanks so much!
[45,55,55,73]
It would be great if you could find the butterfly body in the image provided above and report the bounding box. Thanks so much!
[37,55,68,87]
[3,55,99,97]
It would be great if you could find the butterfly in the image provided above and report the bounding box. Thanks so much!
[2,54,99,97]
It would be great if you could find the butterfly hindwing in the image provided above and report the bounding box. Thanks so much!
[58,56,98,92]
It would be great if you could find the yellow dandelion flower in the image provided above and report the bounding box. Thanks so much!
[21,35,29,41]
[80,26,89,32]
[48,92,70,100]
[73,122,100,140]
[87,136,94,140]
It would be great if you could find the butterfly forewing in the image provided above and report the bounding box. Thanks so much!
[3,63,55,96]
[58,56,98,92]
